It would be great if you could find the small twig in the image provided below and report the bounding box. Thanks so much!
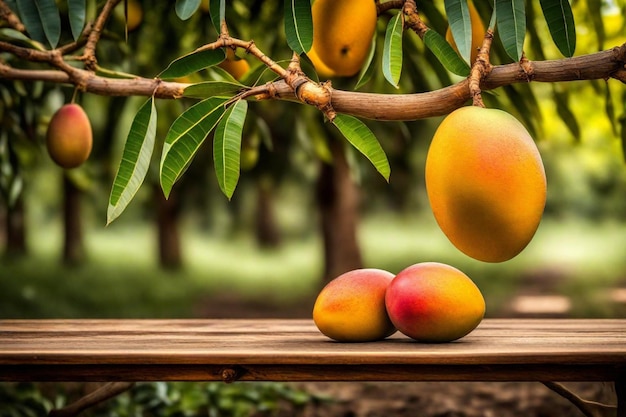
[468,28,495,108]
[402,0,428,39]
[542,381,616,417]
[0,1,25,33]
[82,0,123,71]
[48,382,135,417]
[377,0,404,15]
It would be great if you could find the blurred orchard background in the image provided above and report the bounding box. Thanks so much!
[0,0,625,323]
[1,0,626,415]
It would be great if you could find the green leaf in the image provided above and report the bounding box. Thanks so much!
[67,0,86,40]
[16,0,61,47]
[107,98,157,225]
[183,81,246,98]
[586,0,604,50]
[423,29,470,76]
[382,12,404,88]
[333,114,390,182]
[495,0,526,61]
[284,0,313,55]
[210,0,225,34]
[354,35,377,90]
[445,0,472,63]
[213,100,248,199]
[160,97,229,197]
[553,88,580,141]
[604,82,617,136]
[539,0,575,57]
[159,48,225,79]
[176,0,201,20]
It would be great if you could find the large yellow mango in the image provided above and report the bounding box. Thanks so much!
[310,0,377,77]
[425,106,546,262]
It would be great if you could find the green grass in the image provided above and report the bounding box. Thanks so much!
[1,214,626,319]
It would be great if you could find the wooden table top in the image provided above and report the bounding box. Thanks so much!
[1,318,625,382]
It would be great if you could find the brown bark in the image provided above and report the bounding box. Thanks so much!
[4,195,27,258]
[63,173,85,265]
[255,177,281,248]
[155,184,182,269]
[0,43,623,121]
[316,140,363,283]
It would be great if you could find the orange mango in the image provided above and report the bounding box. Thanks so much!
[385,262,485,342]
[425,106,546,262]
[46,104,93,169]
[313,268,396,342]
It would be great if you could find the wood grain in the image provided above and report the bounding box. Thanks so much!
[0,319,624,382]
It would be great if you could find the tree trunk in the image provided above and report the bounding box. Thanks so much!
[5,195,27,258]
[155,184,183,269]
[0,203,6,251]
[316,140,363,284]
[255,176,281,248]
[63,173,85,265]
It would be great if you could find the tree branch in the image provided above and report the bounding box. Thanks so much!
[48,382,135,417]
[0,43,624,121]
[0,1,25,32]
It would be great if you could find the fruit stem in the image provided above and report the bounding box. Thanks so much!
[469,28,494,108]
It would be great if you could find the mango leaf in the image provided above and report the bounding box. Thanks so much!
[176,0,201,20]
[539,0,575,57]
[445,0,472,64]
[160,97,229,197]
[159,48,225,79]
[284,0,313,55]
[604,82,617,136]
[183,81,246,98]
[333,114,390,182]
[107,98,157,225]
[0,28,45,50]
[553,88,580,141]
[16,0,61,47]
[213,100,248,199]
[382,12,404,88]
[423,29,470,76]
[210,0,225,34]
[495,0,526,61]
[586,0,604,50]
[68,0,86,40]
[354,35,377,90]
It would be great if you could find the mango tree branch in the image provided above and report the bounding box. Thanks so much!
[0,44,624,121]
[0,1,25,32]
[82,0,123,70]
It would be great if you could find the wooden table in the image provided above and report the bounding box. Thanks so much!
[1,318,625,415]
